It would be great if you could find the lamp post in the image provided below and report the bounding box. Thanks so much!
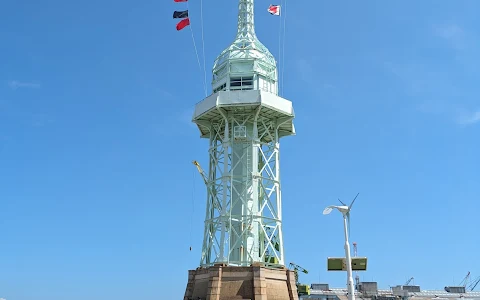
[323,193,359,300]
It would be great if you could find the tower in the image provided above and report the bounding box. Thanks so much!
[353,242,360,290]
[194,0,294,269]
[184,0,298,299]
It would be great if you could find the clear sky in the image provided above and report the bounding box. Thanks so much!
[1,0,479,299]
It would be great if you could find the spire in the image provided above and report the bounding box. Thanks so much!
[236,0,256,40]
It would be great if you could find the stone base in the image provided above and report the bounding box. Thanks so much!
[184,264,299,300]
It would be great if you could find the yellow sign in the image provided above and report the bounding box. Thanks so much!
[327,257,368,271]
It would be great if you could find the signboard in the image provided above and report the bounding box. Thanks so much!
[327,257,368,271]
[352,257,367,271]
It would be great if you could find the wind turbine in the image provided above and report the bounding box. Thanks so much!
[323,193,359,300]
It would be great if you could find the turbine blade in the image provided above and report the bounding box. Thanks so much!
[338,198,347,206]
[348,192,360,211]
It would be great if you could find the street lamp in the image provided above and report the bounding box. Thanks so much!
[323,193,359,300]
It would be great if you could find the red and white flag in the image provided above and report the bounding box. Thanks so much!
[267,4,281,16]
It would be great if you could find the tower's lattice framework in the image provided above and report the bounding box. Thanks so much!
[192,0,295,269]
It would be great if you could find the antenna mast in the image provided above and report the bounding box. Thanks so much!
[353,242,360,290]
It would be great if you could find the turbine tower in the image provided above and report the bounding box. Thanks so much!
[193,0,295,268]
[184,0,299,299]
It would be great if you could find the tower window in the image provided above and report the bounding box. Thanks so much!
[230,76,253,90]
[213,83,226,93]
[262,78,270,92]
[234,125,247,139]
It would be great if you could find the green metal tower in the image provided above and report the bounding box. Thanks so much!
[192,0,295,268]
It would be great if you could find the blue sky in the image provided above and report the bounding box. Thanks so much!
[1,0,479,299]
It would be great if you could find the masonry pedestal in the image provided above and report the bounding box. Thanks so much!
[184,264,299,300]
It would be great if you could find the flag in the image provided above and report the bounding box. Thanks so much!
[176,17,190,31]
[173,10,189,19]
[174,0,188,2]
[268,4,281,16]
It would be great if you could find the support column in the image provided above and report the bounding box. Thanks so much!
[286,269,299,300]
[207,265,223,300]
[183,270,196,300]
[253,266,267,300]
[219,111,230,263]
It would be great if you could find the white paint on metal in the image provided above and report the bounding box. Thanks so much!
[193,0,295,268]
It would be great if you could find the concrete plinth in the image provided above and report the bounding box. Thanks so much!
[184,265,299,300]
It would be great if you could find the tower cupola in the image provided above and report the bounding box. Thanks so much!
[212,0,278,95]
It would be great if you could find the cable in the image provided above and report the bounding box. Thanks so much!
[281,0,287,96]
[186,1,208,97]
[189,167,196,251]
[278,0,283,96]
[200,0,208,97]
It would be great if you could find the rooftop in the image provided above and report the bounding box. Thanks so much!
[301,288,480,300]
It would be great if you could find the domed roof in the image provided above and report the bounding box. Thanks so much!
[212,0,277,85]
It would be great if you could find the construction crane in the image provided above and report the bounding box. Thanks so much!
[192,160,208,185]
[191,160,220,253]
[192,160,219,211]
[289,262,310,296]
[405,277,414,286]
[468,276,480,291]
[460,272,471,288]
